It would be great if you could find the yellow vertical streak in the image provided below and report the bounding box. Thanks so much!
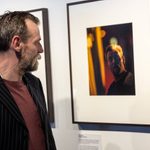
[87,34,97,95]
[95,27,106,87]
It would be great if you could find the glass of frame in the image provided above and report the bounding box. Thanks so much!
[67,0,150,125]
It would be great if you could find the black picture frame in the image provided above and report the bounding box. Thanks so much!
[67,0,150,125]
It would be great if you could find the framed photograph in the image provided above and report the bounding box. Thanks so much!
[67,0,150,124]
[29,8,54,122]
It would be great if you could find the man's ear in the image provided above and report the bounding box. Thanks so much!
[10,35,22,52]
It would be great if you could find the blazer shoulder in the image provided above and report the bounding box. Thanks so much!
[23,73,41,86]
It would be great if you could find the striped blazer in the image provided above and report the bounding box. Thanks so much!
[0,73,56,150]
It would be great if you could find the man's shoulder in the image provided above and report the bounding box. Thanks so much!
[24,72,38,79]
[23,72,40,85]
[124,72,134,86]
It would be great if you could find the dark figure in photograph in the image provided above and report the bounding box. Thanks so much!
[0,11,56,150]
[106,44,135,95]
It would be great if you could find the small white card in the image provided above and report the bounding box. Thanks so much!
[78,131,102,150]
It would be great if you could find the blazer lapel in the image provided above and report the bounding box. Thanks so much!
[23,74,47,123]
[0,77,26,127]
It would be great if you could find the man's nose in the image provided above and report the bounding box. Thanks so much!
[111,58,115,64]
[38,45,44,53]
[111,58,117,68]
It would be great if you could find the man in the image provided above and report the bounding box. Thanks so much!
[0,11,56,150]
[106,44,135,95]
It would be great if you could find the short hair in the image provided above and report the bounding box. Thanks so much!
[0,11,39,52]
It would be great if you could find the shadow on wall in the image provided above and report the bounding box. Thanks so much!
[79,123,150,133]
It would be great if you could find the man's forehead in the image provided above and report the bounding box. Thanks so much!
[25,19,38,29]
[107,49,122,60]
[111,45,123,58]
[25,19,40,37]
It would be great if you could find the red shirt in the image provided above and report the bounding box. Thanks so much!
[4,79,46,150]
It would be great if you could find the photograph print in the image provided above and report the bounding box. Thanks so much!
[87,23,136,96]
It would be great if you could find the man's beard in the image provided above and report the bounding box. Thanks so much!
[112,65,121,76]
[17,49,41,75]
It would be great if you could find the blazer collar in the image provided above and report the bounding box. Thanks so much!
[0,74,46,128]
[22,74,47,122]
[0,76,26,127]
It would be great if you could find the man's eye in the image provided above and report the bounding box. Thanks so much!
[109,57,113,62]
[114,55,120,61]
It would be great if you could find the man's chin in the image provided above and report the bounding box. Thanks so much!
[112,68,120,76]
[24,62,39,73]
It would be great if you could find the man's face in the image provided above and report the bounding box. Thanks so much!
[107,50,125,77]
[18,19,43,73]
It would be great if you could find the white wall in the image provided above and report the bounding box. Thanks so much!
[1,0,150,150]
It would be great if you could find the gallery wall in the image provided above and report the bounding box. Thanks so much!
[1,0,150,150]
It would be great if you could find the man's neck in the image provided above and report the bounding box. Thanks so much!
[0,64,22,81]
[0,52,22,81]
